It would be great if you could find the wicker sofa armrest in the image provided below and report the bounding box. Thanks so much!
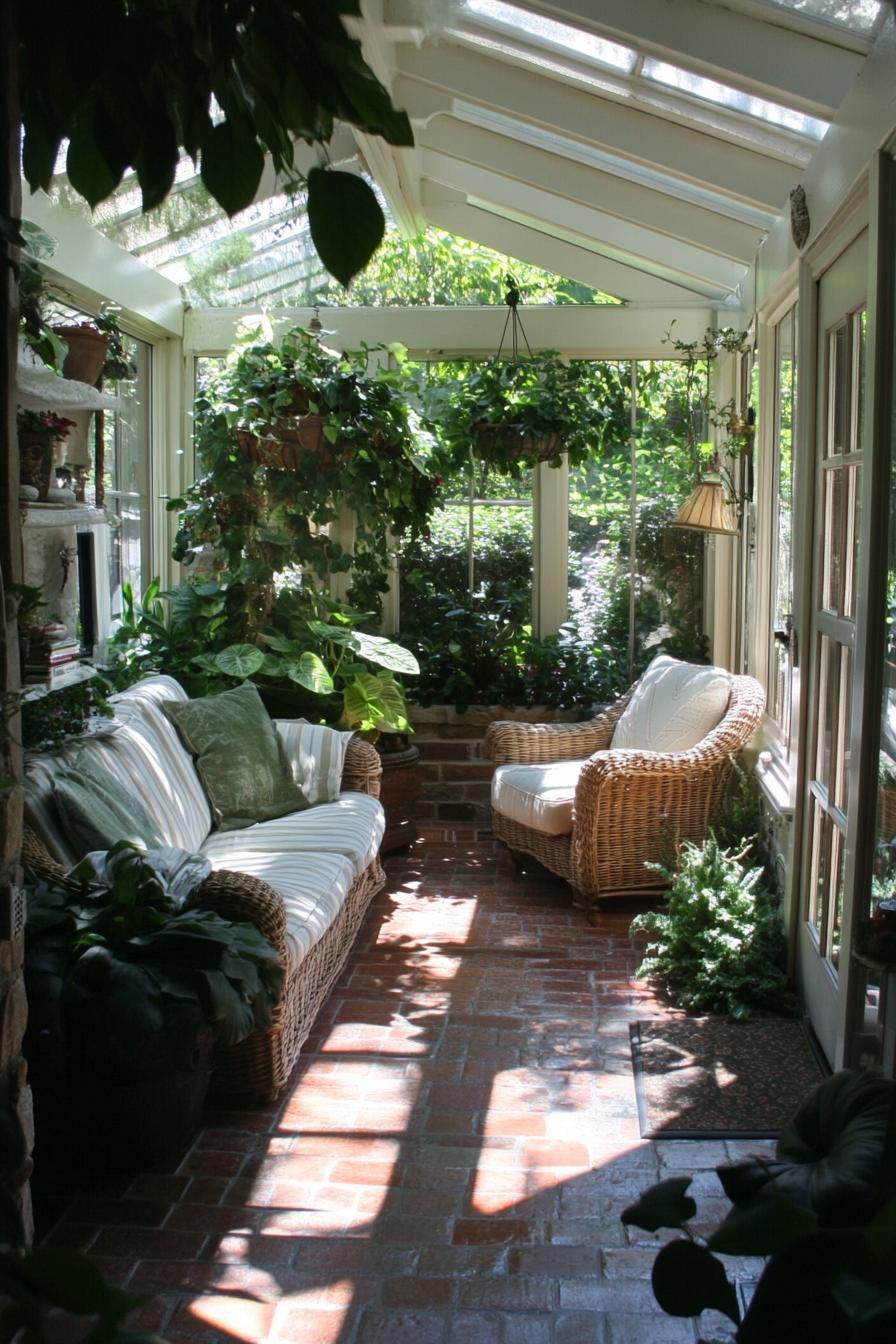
[486,694,630,766]
[188,870,288,960]
[342,736,382,798]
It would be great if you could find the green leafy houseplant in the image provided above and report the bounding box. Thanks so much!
[172,325,443,615]
[621,1084,896,1344]
[109,579,420,738]
[17,1,414,287]
[24,841,283,1163]
[630,833,790,1019]
[420,348,617,478]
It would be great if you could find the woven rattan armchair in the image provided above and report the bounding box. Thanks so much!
[486,669,765,905]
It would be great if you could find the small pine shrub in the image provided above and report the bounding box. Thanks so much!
[630,835,791,1020]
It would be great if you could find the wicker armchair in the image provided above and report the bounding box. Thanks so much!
[486,669,765,905]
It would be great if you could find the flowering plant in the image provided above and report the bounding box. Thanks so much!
[16,409,76,438]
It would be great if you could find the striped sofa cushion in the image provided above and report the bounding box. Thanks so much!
[202,846,356,962]
[274,719,356,805]
[201,792,385,880]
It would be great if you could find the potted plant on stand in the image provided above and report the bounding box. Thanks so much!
[23,839,283,1167]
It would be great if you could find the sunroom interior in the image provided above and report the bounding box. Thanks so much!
[4,0,896,1337]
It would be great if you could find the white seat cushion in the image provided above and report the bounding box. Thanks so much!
[203,847,356,963]
[610,654,731,753]
[491,760,583,836]
[201,792,385,880]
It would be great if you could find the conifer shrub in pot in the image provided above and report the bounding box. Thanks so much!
[24,842,283,1167]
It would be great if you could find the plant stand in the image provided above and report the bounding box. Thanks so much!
[378,741,421,852]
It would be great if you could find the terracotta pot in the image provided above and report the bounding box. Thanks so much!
[236,414,327,468]
[377,741,421,853]
[54,324,110,386]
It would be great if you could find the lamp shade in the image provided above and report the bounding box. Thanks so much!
[671,473,738,534]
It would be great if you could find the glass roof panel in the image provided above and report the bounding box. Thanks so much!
[642,58,829,139]
[748,0,881,34]
[464,0,638,71]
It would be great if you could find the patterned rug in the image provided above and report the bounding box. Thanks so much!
[630,1017,828,1138]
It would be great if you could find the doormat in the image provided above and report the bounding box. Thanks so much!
[630,1017,828,1139]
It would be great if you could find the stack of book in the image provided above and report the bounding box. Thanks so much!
[25,634,84,690]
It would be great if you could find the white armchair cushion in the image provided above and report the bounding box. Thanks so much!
[491,760,583,836]
[274,719,356,805]
[610,654,731,753]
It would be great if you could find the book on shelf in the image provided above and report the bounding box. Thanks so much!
[26,651,82,670]
[25,662,86,690]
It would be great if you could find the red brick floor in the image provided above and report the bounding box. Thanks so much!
[33,836,768,1343]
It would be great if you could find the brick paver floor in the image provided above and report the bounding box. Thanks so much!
[33,836,769,1342]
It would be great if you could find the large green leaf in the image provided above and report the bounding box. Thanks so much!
[351,631,420,675]
[201,119,265,217]
[306,620,354,645]
[18,1247,138,1317]
[285,652,334,694]
[651,1240,740,1323]
[372,674,410,733]
[621,1178,697,1232]
[214,644,266,678]
[307,167,385,289]
[708,1195,818,1257]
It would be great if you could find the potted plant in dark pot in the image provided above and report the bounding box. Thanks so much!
[23,840,283,1167]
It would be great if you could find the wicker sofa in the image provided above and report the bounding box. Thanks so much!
[487,655,765,905]
[23,675,386,1099]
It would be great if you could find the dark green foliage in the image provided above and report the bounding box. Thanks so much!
[25,841,283,1068]
[20,676,114,753]
[17,1,413,286]
[1,1105,154,1342]
[631,834,791,1019]
[621,1159,896,1343]
[417,350,630,479]
[401,595,630,713]
[172,326,443,610]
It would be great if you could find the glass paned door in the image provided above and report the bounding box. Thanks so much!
[799,230,867,1065]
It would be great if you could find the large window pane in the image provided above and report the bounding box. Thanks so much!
[103,333,151,615]
[568,358,707,690]
[769,305,796,745]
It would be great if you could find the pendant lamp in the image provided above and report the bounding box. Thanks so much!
[671,454,738,535]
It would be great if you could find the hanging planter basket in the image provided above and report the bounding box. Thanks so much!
[473,422,564,466]
[236,414,328,469]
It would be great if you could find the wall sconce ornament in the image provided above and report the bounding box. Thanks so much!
[790,184,810,251]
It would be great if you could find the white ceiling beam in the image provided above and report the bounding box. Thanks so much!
[469,0,864,116]
[421,184,711,303]
[424,116,764,263]
[393,42,800,211]
[421,148,745,292]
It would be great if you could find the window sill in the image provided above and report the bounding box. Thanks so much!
[755,750,795,817]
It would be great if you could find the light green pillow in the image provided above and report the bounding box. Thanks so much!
[54,759,164,856]
[162,682,309,831]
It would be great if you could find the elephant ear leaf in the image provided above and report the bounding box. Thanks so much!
[307,167,385,288]
[621,1178,697,1232]
[214,644,266,678]
[651,1240,740,1324]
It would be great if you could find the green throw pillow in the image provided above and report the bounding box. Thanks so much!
[162,682,309,831]
[54,757,165,856]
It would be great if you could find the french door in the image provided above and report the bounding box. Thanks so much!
[798,229,867,1066]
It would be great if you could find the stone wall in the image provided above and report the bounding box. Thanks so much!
[409,704,580,841]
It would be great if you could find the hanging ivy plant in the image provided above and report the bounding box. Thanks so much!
[171,325,445,614]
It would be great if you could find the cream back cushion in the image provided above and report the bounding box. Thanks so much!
[611,655,731,752]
